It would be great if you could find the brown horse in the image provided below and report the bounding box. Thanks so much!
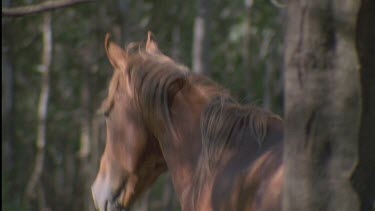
[91,32,284,211]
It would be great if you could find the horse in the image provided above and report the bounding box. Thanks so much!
[91,32,284,211]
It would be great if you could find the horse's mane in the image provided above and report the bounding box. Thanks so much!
[191,92,281,208]
[99,42,280,208]
[202,96,272,169]
[100,42,190,136]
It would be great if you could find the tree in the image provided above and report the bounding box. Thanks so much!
[192,0,211,74]
[25,12,52,211]
[352,0,375,210]
[242,0,254,101]
[2,29,15,182]
[283,0,361,211]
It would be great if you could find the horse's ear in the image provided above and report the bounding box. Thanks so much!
[105,33,127,71]
[146,31,160,54]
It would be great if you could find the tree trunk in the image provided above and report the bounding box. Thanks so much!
[25,12,52,211]
[192,0,210,75]
[75,63,91,211]
[2,0,15,192]
[242,0,254,101]
[172,23,181,61]
[352,0,375,210]
[283,0,361,211]
[2,44,15,178]
[263,58,273,110]
[260,30,275,110]
[119,0,130,44]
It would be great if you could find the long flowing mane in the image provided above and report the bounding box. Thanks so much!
[100,42,281,208]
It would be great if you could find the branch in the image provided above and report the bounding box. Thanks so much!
[2,0,95,17]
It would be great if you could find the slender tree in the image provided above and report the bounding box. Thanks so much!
[242,0,254,101]
[76,55,91,211]
[192,0,211,74]
[2,44,14,179]
[2,0,15,196]
[25,12,52,211]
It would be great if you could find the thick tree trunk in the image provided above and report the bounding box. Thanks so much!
[283,1,361,211]
[192,0,210,74]
[352,0,375,210]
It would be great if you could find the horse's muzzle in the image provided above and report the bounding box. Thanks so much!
[91,180,110,211]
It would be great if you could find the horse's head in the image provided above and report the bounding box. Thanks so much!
[91,32,168,211]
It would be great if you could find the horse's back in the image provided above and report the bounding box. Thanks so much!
[211,117,283,211]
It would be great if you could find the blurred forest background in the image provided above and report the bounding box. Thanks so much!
[2,0,285,210]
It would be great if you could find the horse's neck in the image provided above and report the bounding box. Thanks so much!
[156,82,209,208]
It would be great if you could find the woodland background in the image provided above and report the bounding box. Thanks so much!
[2,0,374,211]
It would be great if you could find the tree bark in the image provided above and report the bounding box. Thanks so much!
[192,0,210,75]
[25,12,52,210]
[283,0,361,211]
[352,0,375,210]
